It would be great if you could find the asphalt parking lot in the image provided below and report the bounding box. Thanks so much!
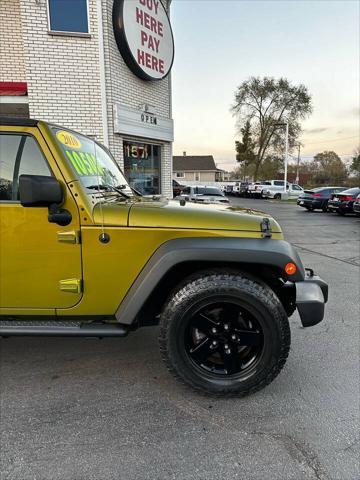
[0,198,359,480]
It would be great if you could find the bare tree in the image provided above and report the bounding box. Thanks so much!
[232,77,312,180]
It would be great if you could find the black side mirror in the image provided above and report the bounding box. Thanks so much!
[19,175,63,207]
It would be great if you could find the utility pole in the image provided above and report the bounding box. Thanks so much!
[295,143,301,184]
[283,122,289,194]
[273,121,290,195]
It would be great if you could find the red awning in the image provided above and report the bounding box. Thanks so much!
[0,82,28,96]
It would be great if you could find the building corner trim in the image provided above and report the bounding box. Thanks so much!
[97,0,109,147]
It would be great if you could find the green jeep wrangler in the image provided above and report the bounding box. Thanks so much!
[0,118,328,396]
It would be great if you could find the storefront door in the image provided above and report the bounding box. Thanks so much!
[123,141,161,195]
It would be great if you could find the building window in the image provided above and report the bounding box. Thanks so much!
[48,0,89,34]
[176,172,185,178]
[195,172,200,181]
[123,141,161,195]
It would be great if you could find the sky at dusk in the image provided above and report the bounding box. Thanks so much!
[170,0,359,171]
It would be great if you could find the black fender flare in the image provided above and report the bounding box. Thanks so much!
[115,237,305,324]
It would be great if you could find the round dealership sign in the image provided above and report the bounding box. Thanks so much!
[113,0,174,81]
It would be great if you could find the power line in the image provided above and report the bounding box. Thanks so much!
[290,154,353,158]
[301,135,359,146]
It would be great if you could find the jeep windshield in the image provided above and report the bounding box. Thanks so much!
[51,127,134,198]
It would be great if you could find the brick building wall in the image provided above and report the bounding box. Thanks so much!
[101,0,173,197]
[18,0,104,140]
[0,0,173,197]
[0,0,26,82]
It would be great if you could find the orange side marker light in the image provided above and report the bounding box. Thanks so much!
[285,263,297,275]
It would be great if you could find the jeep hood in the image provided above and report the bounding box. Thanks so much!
[127,198,282,233]
[92,198,281,233]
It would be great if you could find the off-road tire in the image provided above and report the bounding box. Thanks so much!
[159,271,291,396]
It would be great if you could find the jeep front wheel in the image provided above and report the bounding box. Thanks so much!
[159,272,290,396]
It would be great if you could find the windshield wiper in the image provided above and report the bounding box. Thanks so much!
[87,184,131,200]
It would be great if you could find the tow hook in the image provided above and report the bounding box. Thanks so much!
[260,217,272,238]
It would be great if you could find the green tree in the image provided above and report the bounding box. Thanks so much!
[350,148,360,176]
[312,151,347,184]
[258,156,283,180]
[232,77,312,180]
[235,120,256,179]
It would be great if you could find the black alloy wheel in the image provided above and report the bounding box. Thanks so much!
[185,301,263,376]
[159,271,291,396]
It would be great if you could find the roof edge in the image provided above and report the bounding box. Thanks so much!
[0,117,38,127]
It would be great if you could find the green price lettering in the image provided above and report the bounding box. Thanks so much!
[66,150,104,176]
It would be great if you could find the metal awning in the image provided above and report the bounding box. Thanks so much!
[0,82,28,96]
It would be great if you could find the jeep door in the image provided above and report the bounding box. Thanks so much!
[0,126,82,311]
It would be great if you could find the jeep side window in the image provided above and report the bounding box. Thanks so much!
[0,134,22,201]
[0,134,51,202]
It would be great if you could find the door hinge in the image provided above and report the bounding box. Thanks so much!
[57,230,81,244]
[59,278,82,294]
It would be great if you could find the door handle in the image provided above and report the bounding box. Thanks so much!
[48,205,72,226]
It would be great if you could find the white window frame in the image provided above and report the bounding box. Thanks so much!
[47,0,91,37]
[175,172,185,178]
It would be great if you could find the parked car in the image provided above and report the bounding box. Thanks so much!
[172,179,185,197]
[288,184,304,199]
[231,181,250,197]
[248,181,272,197]
[261,180,291,197]
[263,183,304,200]
[238,181,250,197]
[176,185,230,205]
[353,194,360,216]
[328,187,360,215]
[297,186,348,212]
[250,180,298,198]
[225,183,235,195]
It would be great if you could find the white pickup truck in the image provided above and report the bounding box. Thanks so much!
[248,180,288,197]
[247,181,272,197]
[262,182,304,199]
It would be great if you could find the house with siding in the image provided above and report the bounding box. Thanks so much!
[173,153,228,183]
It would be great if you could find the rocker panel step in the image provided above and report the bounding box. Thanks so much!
[0,321,128,337]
